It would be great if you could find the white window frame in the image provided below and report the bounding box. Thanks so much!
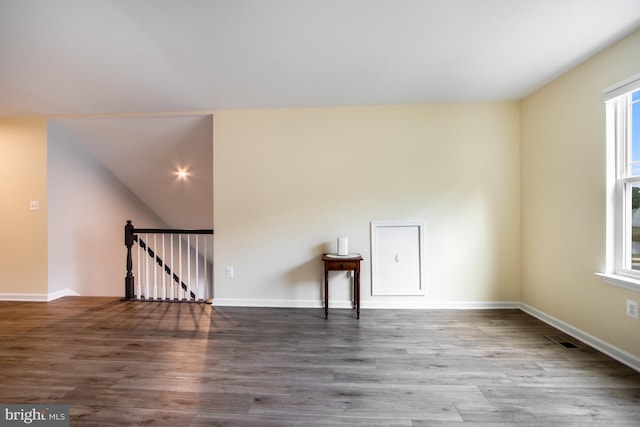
[598,73,640,292]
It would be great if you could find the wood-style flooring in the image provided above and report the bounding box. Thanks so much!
[0,297,639,426]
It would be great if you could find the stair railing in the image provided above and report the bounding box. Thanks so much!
[124,220,214,301]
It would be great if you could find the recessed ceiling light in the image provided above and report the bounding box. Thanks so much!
[176,168,189,179]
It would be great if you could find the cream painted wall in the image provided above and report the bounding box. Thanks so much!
[0,118,48,295]
[213,104,521,307]
[521,29,640,357]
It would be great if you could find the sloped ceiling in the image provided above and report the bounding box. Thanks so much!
[51,115,213,229]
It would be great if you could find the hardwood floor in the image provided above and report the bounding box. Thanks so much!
[0,297,639,426]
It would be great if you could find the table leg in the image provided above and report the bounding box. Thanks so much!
[352,273,356,309]
[355,270,360,319]
[324,269,329,319]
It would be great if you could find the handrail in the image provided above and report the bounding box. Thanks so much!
[124,220,213,301]
[134,228,214,235]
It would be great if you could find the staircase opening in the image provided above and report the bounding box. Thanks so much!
[124,220,214,302]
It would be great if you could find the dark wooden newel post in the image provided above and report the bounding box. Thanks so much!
[124,220,135,299]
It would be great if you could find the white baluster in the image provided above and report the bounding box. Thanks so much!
[153,234,158,300]
[187,235,191,300]
[145,233,150,299]
[162,234,166,300]
[204,237,207,300]
[179,234,183,300]
[195,235,199,301]
[136,236,141,300]
[170,234,175,300]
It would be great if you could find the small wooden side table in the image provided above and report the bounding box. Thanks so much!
[322,253,363,319]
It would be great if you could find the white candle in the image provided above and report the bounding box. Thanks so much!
[338,237,348,256]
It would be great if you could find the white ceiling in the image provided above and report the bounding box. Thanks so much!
[4,1,640,230]
[1,0,640,116]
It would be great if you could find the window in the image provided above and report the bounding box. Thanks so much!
[601,74,640,290]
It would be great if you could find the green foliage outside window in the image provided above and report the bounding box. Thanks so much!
[633,188,640,249]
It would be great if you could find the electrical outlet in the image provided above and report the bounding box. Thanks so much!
[627,299,639,319]
[225,266,234,278]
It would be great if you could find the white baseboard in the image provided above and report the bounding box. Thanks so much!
[0,293,49,302]
[0,288,80,302]
[212,298,520,310]
[363,300,521,309]
[520,303,640,373]
[47,288,80,301]
[213,298,323,308]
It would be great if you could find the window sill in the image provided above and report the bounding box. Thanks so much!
[596,273,640,293]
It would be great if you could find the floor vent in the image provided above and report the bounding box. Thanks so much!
[545,335,579,349]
